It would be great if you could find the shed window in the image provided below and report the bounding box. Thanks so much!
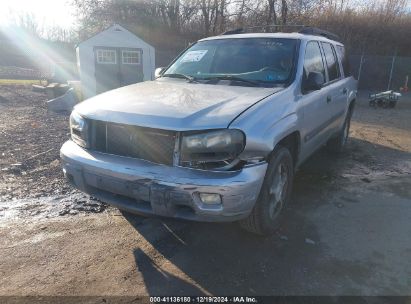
[122,50,141,65]
[96,49,116,64]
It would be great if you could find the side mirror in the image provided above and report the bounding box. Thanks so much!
[304,71,324,92]
[155,67,165,78]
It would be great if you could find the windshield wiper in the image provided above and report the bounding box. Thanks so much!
[203,75,260,87]
[162,73,197,83]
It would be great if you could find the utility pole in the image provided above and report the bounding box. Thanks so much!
[357,51,364,84]
[387,48,397,91]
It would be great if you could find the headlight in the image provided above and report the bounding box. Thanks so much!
[180,129,245,169]
[70,111,89,148]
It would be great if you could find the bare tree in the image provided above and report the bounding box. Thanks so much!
[13,12,44,37]
[266,0,278,27]
[70,0,411,56]
[200,0,217,35]
[281,0,288,24]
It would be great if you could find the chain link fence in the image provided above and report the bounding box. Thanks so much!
[350,54,410,91]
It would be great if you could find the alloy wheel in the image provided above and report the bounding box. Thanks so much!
[268,162,289,220]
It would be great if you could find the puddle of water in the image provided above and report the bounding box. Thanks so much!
[0,192,108,226]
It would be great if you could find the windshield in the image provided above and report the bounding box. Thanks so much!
[164,38,298,87]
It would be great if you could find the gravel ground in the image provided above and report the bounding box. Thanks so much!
[0,85,107,214]
[0,85,71,199]
[0,85,410,296]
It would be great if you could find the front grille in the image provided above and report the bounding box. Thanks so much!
[89,120,176,166]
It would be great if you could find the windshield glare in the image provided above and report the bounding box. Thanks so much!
[164,38,298,87]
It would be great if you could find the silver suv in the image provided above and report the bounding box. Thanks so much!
[61,28,357,235]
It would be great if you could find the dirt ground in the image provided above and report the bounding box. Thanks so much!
[0,85,410,296]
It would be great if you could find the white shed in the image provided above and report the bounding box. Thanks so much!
[76,24,155,99]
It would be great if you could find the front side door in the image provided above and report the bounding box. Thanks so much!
[299,41,335,159]
[119,48,144,86]
[94,47,121,94]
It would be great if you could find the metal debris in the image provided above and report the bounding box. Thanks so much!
[305,238,316,245]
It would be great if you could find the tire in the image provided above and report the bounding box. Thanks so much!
[239,146,294,235]
[326,107,353,154]
[388,100,397,108]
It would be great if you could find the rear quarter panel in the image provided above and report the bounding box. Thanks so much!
[335,76,357,131]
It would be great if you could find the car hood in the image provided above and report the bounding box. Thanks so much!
[75,79,282,130]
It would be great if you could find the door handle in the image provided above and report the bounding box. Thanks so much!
[326,95,332,103]
[342,88,348,94]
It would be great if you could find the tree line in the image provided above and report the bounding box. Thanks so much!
[71,0,411,56]
[8,0,411,56]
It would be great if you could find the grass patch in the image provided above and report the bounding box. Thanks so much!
[0,79,46,86]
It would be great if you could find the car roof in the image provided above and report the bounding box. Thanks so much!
[200,32,343,46]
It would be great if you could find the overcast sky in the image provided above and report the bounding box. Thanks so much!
[0,0,77,30]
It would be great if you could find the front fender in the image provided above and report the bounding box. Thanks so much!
[235,113,298,160]
[229,86,300,161]
[236,112,299,161]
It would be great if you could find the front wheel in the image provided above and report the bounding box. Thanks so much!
[239,146,294,235]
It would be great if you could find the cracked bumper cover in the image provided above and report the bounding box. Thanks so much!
[60,140,267,222]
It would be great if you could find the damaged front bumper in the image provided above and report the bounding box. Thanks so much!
[60,140,267,222]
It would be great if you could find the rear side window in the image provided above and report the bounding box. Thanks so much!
[321,42,340,81]
[303,41,325,80]
[336,45,351,77]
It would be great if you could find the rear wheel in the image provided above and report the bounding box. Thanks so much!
[240,146,294,235]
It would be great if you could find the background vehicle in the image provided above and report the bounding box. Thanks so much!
[61,27,357,235]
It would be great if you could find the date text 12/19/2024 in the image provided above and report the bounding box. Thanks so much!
[150,297,258,303]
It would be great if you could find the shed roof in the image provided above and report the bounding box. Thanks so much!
[76,24,154,48]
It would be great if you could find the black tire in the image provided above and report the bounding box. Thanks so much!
[388,100,397,108]
[239,146,294,235]
[326,108,353,154]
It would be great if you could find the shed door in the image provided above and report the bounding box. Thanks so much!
[94,47,144,95]
[120,48,144,86]
[94,48,120,94]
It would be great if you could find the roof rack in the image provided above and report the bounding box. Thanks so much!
[222,28,245,35]
[221,25,340,41]
[222,24,306,35]
[298,27,340,41]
